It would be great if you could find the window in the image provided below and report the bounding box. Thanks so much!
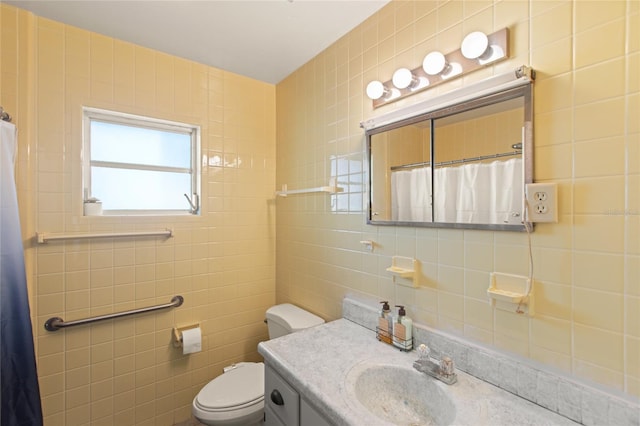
[83,107,200,215]
[330,154,363,213]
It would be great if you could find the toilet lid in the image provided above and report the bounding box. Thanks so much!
[196,362,264,410]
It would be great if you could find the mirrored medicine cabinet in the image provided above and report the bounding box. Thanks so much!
[363,68,534,231]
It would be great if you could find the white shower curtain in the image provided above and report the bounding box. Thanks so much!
[392,158,523,224]
[490,158,523,224]
[391,167,432,221]
[391,169,412,221]
[433,166,458,223]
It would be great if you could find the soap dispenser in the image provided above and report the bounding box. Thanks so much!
[393,305,413,350]
[377,301,392,344]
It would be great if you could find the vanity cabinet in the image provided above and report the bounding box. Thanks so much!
[264,363,331,426]
[301,399,331,426]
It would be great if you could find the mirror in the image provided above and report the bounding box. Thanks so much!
[366,83,532,231]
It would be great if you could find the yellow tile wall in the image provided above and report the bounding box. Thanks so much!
[276,0,639,400]
[1,4,276,425]
[2,0,639,422]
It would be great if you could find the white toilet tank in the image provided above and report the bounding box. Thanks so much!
[265,303,324,339]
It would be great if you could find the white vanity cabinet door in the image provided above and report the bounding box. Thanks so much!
[264,404,287,426]
[301,398,332,426]
[265,364,300,426]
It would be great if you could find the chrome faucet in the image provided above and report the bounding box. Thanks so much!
[413,344,457,385]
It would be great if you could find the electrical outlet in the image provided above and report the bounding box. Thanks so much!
[534,191,547,202]
[525,183,557,223]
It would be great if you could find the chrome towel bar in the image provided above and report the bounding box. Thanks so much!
[44,295,184,331]
[36,229,172,244]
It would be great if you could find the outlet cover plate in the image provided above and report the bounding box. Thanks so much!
[525,183,557,223]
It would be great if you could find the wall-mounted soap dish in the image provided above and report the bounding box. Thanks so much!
[487,272,534,316]
[386,256,418,287]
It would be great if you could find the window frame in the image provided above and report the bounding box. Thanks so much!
[82,107,201,216]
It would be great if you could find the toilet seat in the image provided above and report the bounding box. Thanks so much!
[194,362,264,412]
[192,362,265,425]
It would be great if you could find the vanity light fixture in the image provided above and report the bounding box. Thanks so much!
[361,65,534,131]
[367,28,509,108]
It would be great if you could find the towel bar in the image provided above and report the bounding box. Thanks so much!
[36,229,173,244]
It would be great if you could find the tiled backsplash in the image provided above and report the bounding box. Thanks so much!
[342,295,639,426]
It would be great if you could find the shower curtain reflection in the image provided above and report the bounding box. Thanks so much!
[391,158,523,225]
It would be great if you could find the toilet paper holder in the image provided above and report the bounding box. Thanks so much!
[173,323,200,348]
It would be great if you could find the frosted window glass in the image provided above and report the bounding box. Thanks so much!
[92,167,191,210]
[91,121,190,168]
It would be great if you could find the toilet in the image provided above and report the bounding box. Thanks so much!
[192,304,325,426]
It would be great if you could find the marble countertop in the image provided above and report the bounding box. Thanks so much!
[258,318,579,426]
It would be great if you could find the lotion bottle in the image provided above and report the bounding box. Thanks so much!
[392,305,413,350]
[377,301,392,344]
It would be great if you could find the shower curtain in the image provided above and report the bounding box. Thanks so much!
[0,121,43,425]
[391,158,523,224]
[391,167,432,221]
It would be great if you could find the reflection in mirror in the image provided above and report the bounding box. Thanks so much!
[370,121,431,221]
[433,98,523,225]
[366,83,532,231]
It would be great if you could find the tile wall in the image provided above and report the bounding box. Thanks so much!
[276,0,639,401]
[1,1,638,424]
[1,4,276,425]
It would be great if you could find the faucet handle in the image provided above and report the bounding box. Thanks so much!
[417,344,430,360]
[440,356,455,376]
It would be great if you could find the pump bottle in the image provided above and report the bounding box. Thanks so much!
[377,301,392,344]
[392,305,413,350]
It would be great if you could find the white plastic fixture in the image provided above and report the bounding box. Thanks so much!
[386,256,418,287]
[525,183,558,223]
[366,80,388,100]
[361,66,533,131]
[487,272,534,316]
[392,68,417,89]
[461,31,490,60]
[275,177,343,197]
[422,51,448,75]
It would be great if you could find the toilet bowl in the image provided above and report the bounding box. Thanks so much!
[192,362,264,426]
[192,304,324,426]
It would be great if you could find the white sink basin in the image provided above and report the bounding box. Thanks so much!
[347,364,456,426]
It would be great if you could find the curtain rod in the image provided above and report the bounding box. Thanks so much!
[390,150,521,171]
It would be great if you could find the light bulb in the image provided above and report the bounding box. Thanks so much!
[392,68,417,89]
[366,80,388,100]
[461,31,490,60]
[422,51,448,76]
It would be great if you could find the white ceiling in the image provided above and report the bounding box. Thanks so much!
[6,0,390,84]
